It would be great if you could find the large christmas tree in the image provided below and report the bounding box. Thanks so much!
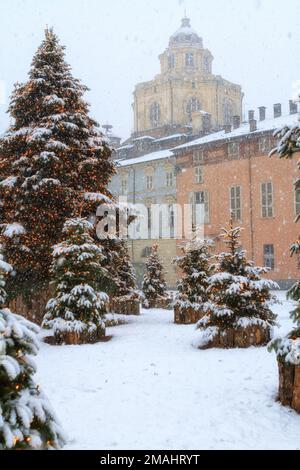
[142,243,167,308]
[194,224,278,348]
[174,236,214,313]
[42,218,108,342]
[0,256,65,449]
[269,99,300,364]
[0,28,115,302]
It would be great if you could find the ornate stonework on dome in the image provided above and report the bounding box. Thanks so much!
[132,17,243,138]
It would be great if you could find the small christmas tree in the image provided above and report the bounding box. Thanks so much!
[113,240,138,299]
[0,257,65,449]
[142,243,168,308]
[174,235,214,322]
[194,224,278,348]
[42,218,108,344]
[269,98,300,364]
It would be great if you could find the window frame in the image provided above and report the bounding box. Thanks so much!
[146,175,153,191]
[295,186,300,218]
[195,166,204,184]
[193,149,204,164]
[263,244,275,270]
[192,190,210,225]
[185,52,194,67]
[230,185,242,221]
[228,142,240,158]
[166,171,174,188]
[261,181,274,218]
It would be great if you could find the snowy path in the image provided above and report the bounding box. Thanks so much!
[36,292,300,450]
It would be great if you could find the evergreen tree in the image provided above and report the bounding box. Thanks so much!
[174,236,214,313]
[0,28,115,301]
[195,224,278,347]
[42,218,108,341]
[269,100,300,363]
[142,243,167,308]
[113,240,138,299]
[0,256,65,449]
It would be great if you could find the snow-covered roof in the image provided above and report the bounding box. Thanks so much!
[132,136,155,142]
[118,144,134,151]
[173,113,299,151]
[116,149,174,167]
[154,133,187,143]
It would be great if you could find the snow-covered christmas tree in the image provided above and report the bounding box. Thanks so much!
[0,256,65,449]
[142,243,168,308]
[0,27,115,305]
[42,218,108,344]
[174,235,214,324]
[194,224,278,349]
[113,240,138,299]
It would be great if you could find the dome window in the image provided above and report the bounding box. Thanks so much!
[185,52,194,67]
[186,97,201,115]
[168,53,175,69]
[150,102,161,127]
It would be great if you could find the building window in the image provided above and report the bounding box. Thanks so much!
[193,149,204,163]
[121,178,128,195]
[146,175,153,190]
[224,100,233,125]
[203,56,210,73]
[186,97,201,115]
[149,102,160,127]
[228,142,240,157]
[261,181,274,218]
[295,187,300,217]
[142,246,152,258]
[168,53,175,69]
[185,52,194,67]
[195,166,203,184]
[230,185,242,221]
[192,191,209,225]
[168,204,175,238]
[264,244,275,270]
[259,136,271,153]
[166,171,174,187]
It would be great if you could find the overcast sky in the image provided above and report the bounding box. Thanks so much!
[0,0,299,140]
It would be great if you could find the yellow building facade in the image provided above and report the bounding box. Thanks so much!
[133,17,243,137]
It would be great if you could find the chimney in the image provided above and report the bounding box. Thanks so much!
[202,113,212,134]
[224,124,232,134]
[273,103,282,118]
[289,99,298,115]
[249,119,257,132]
[258,106,266,121]
[248,110,255,121]
[233,115,241,129]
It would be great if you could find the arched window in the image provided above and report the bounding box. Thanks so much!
[168,53,175,69]
[186,97,201,115]
[224,101,233,125]
[150,102,160,127]
[203,56,210,73]
[185,52,194,67]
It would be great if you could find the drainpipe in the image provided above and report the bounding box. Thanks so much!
[248,151,254,260]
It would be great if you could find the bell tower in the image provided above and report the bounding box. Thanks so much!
[133,18,243,137]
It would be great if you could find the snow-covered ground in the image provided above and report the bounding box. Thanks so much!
[36,292,300,450]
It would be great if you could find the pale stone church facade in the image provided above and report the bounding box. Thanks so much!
[132,17,243,138]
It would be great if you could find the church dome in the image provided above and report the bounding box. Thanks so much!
[169,17,203,47]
